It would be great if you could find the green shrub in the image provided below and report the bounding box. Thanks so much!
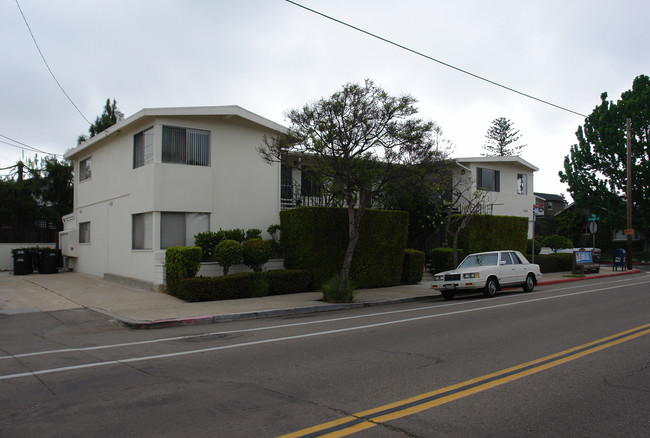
[194,231,224,259]
[250,272,270,297]
[533,253,573,273]
[527,238,542,255]
[429,247,463,273]
[281,207,408,288]
[245,228,262,240]
[401,249,425,284]
[542,235,573,252]
[214,240,243,275]
[266,269,314,295]
[165,246,202,296]
[242,239,272,272]
[222,228,246,242]
[267,224,282,257]
[176,272,253,302]
[453,215,527,255]
[321,275,356,303]
[175,269,314,302]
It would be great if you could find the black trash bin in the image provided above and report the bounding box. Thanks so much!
[37,249,59,274]
[12,249,34,275]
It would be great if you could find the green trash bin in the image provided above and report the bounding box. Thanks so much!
[12,249,34,275]
[37,249,59,274]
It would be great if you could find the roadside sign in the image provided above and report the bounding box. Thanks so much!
[587,216,600,222]
[624,228,634,236]
[534,204,544,217]
[589,221,597,234]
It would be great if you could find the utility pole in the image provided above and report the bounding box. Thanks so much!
[626,118,633,270]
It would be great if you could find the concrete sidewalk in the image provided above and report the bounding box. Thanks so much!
[0,268,642,329]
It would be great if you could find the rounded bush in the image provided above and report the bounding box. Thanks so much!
[242,239,272,272]
[214,240,243,275]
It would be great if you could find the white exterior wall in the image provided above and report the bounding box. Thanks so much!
[67,110,281,288]
[456,158,537,238]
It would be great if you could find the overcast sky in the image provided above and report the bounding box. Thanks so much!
[2,0,649,200]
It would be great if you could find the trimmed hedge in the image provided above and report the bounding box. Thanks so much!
[453,215,528,255]
[281,207,409,288]
[401,249,425,284]
[531,253,573,273]
[266,269,314,295]
[165,246,202,296]
[175,269,313,302]
[429,247,464,273]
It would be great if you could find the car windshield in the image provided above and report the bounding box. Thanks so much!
[458,253,499,268]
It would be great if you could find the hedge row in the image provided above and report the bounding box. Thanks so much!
[530,253,573,273]
[165,246,202,296]
[175,269,314,302]
[401,249,425,284]
[454,215,528,255]
[281,207,409,288]
[429,247,464,273]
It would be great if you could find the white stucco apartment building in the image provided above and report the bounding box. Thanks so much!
[60,105,539,288]
[452,156,539,237]
[61,106,286,288]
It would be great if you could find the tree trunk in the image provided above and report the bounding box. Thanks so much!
[339,193,366,289]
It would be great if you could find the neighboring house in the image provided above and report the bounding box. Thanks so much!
[534,192,568,215]
[452,156,539,238]
[62,106,286,289]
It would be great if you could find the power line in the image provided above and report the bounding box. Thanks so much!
[14,0,92,125]
[285,0,590,119]
[0,133,63,157]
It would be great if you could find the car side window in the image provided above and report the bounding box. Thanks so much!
[510,252,523,264]
[501,253,513,265]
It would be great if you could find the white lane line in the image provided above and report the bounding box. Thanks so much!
[1,279,648,382]
[0,276,646,361]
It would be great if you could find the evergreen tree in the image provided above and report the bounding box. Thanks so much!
[77,98,120,145]
[482,117,526,156]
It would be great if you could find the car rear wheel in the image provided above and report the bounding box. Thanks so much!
[441,290,455,300]
[523,273,535,292]
[483,277,498,298]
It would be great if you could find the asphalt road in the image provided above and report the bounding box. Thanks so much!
[1,273,649,437]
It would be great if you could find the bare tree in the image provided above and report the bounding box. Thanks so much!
[444,176,492,266]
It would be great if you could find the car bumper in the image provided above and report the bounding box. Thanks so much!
[431,281,484,291]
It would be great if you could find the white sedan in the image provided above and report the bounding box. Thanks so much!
[431,250,542,300]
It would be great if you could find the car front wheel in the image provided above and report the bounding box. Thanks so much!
[523,274,535,292]
[441,290,455,300]
[483,277,498,298]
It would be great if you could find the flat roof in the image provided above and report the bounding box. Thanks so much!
[65,105,287,159]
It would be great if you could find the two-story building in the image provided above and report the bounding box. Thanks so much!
[61,105,539,289]
[452,156,538,237]
[61,106,285,289]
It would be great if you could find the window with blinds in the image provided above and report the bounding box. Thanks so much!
[162,126,210,166]
[133,128,154,168]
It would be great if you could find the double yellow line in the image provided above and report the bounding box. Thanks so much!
[279,323,650,438]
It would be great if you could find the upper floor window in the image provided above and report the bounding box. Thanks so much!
[477,167,499,192]
[162,126,210,166]
[79,157,91,181]
[133,128,154,168]
[517,174,527,195]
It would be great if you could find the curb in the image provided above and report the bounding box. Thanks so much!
[115,295,438,330]
[113,269,643,330]
[538,269,641,286]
